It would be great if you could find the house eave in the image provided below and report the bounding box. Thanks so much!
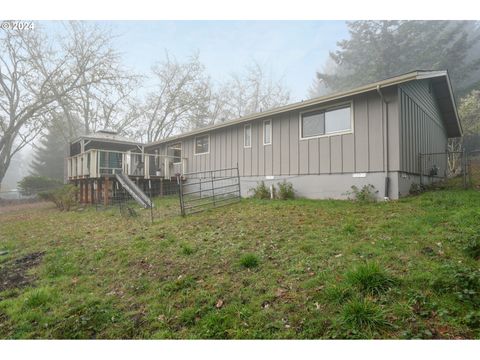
[146,70,460,147]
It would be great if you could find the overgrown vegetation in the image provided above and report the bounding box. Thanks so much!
[276,181,295,200]
[38,185,78,211]
[346,184,378,203]
[1,187,480,339]
[250,181,271,199]
[250,180,295,200]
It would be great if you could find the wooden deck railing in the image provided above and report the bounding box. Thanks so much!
[67,149,187,180]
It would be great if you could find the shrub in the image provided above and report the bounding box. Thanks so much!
[250,181,271,199]
[39,184,78,211]
[346,262,395,296]
[239,253,259,268]
[17,176,62,196]
[346,184,378,203]
[277,180,295,200]
[342,298,389,332]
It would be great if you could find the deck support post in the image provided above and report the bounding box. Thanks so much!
[85,179,89,204]
[104,176,109,207]
[160,178,163,197]
[79,180,84,203]
[74,180,79,202]
[97,180,102,205]
[90,180,95,204]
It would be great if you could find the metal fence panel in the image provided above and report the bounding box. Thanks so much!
[178,166,241,216]
[419,151,467,188]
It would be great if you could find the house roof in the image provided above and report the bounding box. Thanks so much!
[71,130,143,146]
[146,70,462,147]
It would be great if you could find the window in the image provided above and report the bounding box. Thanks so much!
[194,135,209,155]
[244,124,251,148]
[167,143,182,163]
[325,107,351,134]
[301,111,325,138]
[263,120,272,145]
[300,104,351,139]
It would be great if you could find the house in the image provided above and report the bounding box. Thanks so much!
[67,70,462,202]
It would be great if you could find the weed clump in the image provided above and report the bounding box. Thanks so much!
[180,243,195,255]
[342,298,389,332]
[277,181,295,200]
[250,181,271,199]
[239,254,259,268]
[346,262,395,296]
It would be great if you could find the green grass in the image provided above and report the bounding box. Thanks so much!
[1,188,480,339]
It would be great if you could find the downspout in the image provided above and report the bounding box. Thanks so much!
[376,85,390,200]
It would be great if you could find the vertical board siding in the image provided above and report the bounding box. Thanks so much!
[330,136,343,173]
[272,117,282,175]
[319,137,330,173]
[280,115,290,175]
[354,95,369,172]
[289,112,299,175]
[299,138,309,174]
[399,80,448,174]
[342,134,355,173]
[367,94,384,171]
[308,138,320,174]
[146,89,402,177]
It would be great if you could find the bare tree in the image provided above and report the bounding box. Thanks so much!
[140,52,211,142]
[214,61,291,123]
[44,22,141,139]
[0,27,87,188]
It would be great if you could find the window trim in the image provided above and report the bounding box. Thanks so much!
[194,134,210,155]
[299,101,354,140]
[168,142,183,164]
[244,124,252,148]
[263,119,272,146]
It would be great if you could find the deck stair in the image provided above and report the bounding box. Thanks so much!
[115,171,153,208]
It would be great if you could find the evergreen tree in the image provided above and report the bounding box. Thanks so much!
[30,121,69,181]
[311,21,480,98]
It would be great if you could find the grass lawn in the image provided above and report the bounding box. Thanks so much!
[0,188,480,339]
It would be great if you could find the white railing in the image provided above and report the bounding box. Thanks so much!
[67,149,187,180]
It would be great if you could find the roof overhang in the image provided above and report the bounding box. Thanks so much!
[417,71,462,138]
[70,135,143,147]
[145,69,462,146]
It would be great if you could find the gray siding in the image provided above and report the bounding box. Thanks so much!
[148,88,401,176]
[399,80,448,174]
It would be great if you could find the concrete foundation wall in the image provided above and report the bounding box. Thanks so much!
[237,172,403,200]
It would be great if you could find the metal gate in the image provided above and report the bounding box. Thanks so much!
[418,151,467,188]
[177,166,241,216]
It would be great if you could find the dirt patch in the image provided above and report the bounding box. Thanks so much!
[0,252,45,292]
